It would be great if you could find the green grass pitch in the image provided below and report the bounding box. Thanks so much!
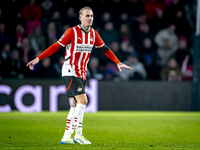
[0,111,200,150]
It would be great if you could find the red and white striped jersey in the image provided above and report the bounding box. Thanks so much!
[57,25,105,80]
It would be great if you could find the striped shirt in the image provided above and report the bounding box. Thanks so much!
[57,25,105,80]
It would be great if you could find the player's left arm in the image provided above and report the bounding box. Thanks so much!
[101,45,131,72]
[94,30,131,72]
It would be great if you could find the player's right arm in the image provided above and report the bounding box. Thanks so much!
[26,43,62,70]
[27,28,73,70]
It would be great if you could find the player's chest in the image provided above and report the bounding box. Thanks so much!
[73,30,95,45]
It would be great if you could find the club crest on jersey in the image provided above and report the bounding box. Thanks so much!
[90,38,94,42]
[77,87,82,92]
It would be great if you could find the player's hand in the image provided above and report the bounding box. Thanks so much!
[26,57,39,70]
[117,63,131,72]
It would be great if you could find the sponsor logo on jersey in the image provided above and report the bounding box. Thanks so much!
[76,44,93,52]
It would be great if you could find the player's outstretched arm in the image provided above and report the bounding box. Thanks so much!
[26,42,62,70]
[101,47,131,72]
[117,63,131,72]
[27,57,39,70]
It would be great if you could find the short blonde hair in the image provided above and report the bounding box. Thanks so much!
[79,6,92,16]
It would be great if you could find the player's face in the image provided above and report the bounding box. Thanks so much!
[80,9,93,27]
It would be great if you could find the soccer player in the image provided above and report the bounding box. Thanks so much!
[27,6,131,144]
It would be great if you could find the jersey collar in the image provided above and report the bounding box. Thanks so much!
[78,25,90,34]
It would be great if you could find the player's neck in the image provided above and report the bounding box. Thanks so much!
[80,25,90,33]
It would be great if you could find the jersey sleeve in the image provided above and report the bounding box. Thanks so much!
[94,31,105,48]
[57,28,73,47]
[38,42,62,60]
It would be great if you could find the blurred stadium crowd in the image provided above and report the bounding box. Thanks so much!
[0,0,196,81]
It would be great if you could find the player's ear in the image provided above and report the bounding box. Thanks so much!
[79,15,82,22]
